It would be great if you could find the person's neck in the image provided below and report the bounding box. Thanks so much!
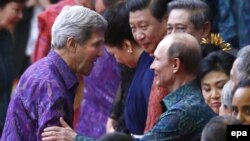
[55,48,76,73]
[131,46,143,68]
[167,73,196,92]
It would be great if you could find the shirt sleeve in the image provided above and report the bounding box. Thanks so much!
[36,82,73,139]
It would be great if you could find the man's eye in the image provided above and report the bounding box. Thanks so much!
[167,28,172,34]
[141,25,147,30]
[176,27,185,32]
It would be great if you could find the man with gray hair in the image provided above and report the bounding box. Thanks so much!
[219,80,233,116]
[231,45,250,88]
[1,5,107,141]
[41,33,215,141]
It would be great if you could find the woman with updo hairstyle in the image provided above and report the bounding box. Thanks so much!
[198,34,235,114]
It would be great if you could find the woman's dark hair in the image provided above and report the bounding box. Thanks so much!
[197,51,235,84]
[126,0,169,21]
[0,0,26,8]
[102,1,135,48]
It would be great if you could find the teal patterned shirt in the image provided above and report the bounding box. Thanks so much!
[141,80,216,141]
[74,135,94,141]
[74,80,215,141]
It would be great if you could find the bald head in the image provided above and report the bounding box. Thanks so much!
[156,33,201,74]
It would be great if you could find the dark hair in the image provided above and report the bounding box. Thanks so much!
[0,0,26,8]
[126,0,169,20]
[167,0,210,30]
[201,116,241,141]
[232,79,250,97]
[103,0,121,7]
[91,0,120,10]
[102,1,135,47]
[97,132,132,141]
[197,51,235,84]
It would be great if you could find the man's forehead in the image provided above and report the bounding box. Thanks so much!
[155,38,170,56]
[129,9,153,20]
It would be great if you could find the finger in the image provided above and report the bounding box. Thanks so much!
[41,131,58,137]
[42,136,58,141]
[60,117,70,128]
[43,126,61,132]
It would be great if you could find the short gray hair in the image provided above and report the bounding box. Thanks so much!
[167,33,201,74]
[221,80,233,108]
[51,5,107,49]
[236,45,250,81]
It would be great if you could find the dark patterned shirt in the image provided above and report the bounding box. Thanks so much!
[1,51,78,141]
[0,29,13,136]
[74,80,216,141]
[142,80,216,141]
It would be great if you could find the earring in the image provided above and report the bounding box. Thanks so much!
[127,50,133,53]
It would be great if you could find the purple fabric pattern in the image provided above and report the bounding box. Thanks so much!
[1,51,78,141]
[76,47,120,139]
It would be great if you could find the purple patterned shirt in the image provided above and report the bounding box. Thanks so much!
[76,47,120,139]
[1,50,78,141]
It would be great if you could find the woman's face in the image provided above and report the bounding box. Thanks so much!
[201,71,229,114]
[232,87,250,125]
[0,2,24,31]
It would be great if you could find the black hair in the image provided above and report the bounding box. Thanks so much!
[0,0,26,8]
[126,0,169,20]
[103,0,121,7]
[198,51,235,84]
[102,1,135,47]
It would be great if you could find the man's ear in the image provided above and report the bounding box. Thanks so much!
[66,37,77,53]
[172,58,181,73]
[201,21,211,38]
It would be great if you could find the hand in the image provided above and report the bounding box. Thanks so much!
[105,117,115,133]
[41,117,77,141]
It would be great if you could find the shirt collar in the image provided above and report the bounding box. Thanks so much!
[162,80,200,110]
[47,50,79,89]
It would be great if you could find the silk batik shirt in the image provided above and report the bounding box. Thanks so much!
[74,80,216,141]
[142,80,216,141]
[1,51,78,141]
